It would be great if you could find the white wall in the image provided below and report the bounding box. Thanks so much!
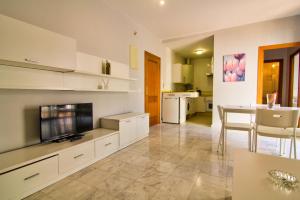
[0,1,166,153]
[212,15,300,127]
[192,58,213,92]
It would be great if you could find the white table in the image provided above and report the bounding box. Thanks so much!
[221,105,300,154]
[233,150,300,200]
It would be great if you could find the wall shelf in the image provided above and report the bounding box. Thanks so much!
[0,86,138,93]
[73,88,138,93]
[72,70,137,81]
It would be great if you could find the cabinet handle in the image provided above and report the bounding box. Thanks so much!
[73,153,84,159]
[24,173,40,181]
[105,142,112,146]
[24,58,40,64]
[125,120,131,123]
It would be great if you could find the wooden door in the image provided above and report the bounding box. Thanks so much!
[145,51,161,126]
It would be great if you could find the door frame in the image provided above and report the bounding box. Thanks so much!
[144,51,161,125]
[288,48,300,106]
[263,59,284,104]
[257,42,300,103]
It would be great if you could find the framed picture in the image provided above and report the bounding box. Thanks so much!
[223,53,246,82]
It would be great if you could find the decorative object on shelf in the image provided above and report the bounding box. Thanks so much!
[101,60,111,75]
[266,93,277,109]
[130,45,138,70]
[223,53,246,82]
[268,169,298,191]
[101,78,110,89]
[105,60,111,75]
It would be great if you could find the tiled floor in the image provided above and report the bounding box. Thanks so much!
[24,123,297,200]
[186,112,212,127]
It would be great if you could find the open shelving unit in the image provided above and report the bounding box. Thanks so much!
[0,51,139,93]
[72,70,137,81]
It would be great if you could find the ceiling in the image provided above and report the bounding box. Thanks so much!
[104,0,300,40]
[174,35,214,59]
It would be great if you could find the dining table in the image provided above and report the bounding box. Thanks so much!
[220,104,300,154]
[232,149,300,200]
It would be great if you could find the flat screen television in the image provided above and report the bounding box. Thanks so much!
[40,103,93,143]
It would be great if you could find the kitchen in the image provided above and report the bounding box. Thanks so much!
[162,36,214,126]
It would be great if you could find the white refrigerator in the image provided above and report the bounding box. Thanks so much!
[162,96,186,124]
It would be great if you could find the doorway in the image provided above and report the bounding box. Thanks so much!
[144,51,161,126]
[257,42,300,106]
[289,49,300,107]
[262,59,283,104]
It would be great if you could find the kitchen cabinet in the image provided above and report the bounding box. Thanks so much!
[195,97,207,112]
[172,64,194,84]
[0,14,76,72]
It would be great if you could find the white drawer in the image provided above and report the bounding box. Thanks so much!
[0,155,58,200]
[95,133,119,159]
[59,141,94,174]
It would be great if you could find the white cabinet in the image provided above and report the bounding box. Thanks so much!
[0,14,76,72]
[136,115,150,139]
[76,52,101,74]
[172,64,194,84]
[100,113,150,149]
[59,141,94,174]
[95,133,119,159]
[120,118,137,148]
[182,64,194,84]
[0,156,58,200]
[195,97,206,112]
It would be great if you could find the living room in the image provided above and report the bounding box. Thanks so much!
[0,1,300,200]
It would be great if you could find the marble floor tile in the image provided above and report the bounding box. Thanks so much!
[26,122,300,200]
[47,180,97,200]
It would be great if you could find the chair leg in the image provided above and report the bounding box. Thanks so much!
[248,131,252,152]
[217,126,224,153]
[283,139,286,154]
[279,138,282,156]
[223,129,227,155]
[294,136,297,159]
[289,138,293,159]
[254,133,258,153]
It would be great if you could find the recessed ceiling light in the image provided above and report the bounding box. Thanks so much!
[160,0,165,6]
[194,49,205,55]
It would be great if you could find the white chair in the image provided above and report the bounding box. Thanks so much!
[217,105,253,154]
[253,108,300,159]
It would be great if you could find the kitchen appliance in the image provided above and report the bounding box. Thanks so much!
[40,103,93,143]
[162,92,198,124]
[205,97,213,112]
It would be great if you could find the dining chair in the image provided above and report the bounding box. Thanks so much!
[287,126,300,156]
[217,105,253,154]
[253,108,300,159]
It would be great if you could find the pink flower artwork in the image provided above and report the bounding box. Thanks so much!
[223,53,246,82]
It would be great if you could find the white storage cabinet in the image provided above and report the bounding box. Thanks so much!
[0,14,76,72]
[172,64,194,84]
[0,156,59,200]
[100,113,150,149]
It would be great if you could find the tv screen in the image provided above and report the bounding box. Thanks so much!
[40,103,93,142]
